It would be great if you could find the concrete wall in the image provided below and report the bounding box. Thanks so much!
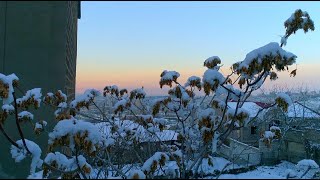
[230,138,261,166]
[217,138,261,166]
[259,140,281,165]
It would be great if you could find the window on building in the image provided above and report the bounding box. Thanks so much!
[251,126,257,134]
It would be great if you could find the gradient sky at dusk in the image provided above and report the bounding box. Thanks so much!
[76,1,320,96]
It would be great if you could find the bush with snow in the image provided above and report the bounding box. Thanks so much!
[0,8,315,179]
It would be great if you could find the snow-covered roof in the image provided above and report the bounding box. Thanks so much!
[287,102,320,118]
[227,102,263,118]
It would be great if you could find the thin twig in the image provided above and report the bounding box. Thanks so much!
[12,91,31,154]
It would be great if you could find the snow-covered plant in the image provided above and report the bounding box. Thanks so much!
[16,88,42,109]
[10,139,43,176]
[141,152,169,177]
[275,93,293,112]
[282,9,315,47]
[261,125,282,147]
[0,73,19,104]
[0,9,315,179]
[159,70,180,88]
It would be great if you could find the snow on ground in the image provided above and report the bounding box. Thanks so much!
[89,156,318,179]
[206,161,318,179]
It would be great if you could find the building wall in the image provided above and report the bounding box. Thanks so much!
[65,1,78,101]
[0,1,79,178]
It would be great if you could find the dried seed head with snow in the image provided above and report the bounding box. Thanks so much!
[204,56,221,69]
[103,85,119,97]
[129,87,146,100]
[0,73,19,104]
[202,69,225,95]
[16,88,42,109]
[185,76,202,91]
[275,93,292,112]
[159,70,180,88]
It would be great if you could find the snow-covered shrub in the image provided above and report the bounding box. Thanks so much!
[275,93,293,112]
[0,8,315,180]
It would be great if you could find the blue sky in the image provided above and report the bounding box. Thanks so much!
[76,1,320,95]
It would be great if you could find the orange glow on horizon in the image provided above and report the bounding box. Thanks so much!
[76,63,320,95]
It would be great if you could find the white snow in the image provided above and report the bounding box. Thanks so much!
[27,170,43,179]
[16,88,42,108]
[202,69,225,87]
[44,152,77,171]
[263,131,275,139]
[270,126,281,132]
[141,152,169,173]
[227,102,263,118]
[297,159,319,168]
[204,56,221,64]
[160,70,180,81]
[190,156,242,175]
[276,93,293,106]
[57,90,67,102]
[48,118,107,152]
[34,122,43,130]
[105,85,119,93]
[210,161,317,179]
[46,92,54,98]
[0,73,19,105]
[44,152,94,178]
[113,98,130,112]
[185,76,201,87]
[96,119,178,144]
[127,169,146,179]
[238,42,296,72]
[54,102,68,117]
[70,89,99,109]
[2,104,14,113]
[130,88,146,99]
[10,139,43,175]
[18,111,34,121]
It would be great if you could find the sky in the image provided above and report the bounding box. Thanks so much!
[76,1,320,96]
